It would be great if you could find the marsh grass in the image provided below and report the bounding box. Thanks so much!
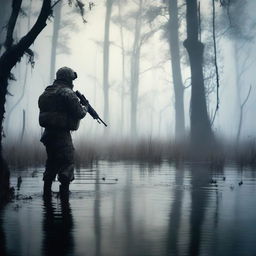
[3,137,256,169]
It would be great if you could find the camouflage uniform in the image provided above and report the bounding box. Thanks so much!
[38,67,87,187]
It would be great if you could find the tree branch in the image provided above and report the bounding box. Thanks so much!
[241,84,252,109]
[211,0,220,126]
[139,60,166,75]
[51,0,62,9]
[1,0,52,73]
[4,0,22,49]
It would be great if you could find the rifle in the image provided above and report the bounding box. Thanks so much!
[75,90,107,127]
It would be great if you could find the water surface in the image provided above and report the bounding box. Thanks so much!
[1,161,256,256]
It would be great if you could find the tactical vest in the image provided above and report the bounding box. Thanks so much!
[38,84,80,131]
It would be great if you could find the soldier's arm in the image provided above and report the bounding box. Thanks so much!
[62,88,87,119]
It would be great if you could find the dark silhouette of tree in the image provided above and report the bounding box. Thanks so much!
[0,209,7,255]
[130,0,142,138]
[111,1,163,137]
[183,0,214,148]
[117,0,126,135]
[220,0,255,143]
[103,0,114,127]
[0,0,91,203]
[167,0,185,141]
[50,1,62,82]
[128,0,161,137]
[0,0,53,203]
[0,0,12,53]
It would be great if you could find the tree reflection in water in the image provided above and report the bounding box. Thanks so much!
[94,168,102,256]
[2,162,256,256]
[166,163,185,256]
[188,164,211,256]
[166,163,217,256]
[0,208,7,256]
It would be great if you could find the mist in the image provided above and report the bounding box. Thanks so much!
[2,1,256,255]
[0,0,256,166]
[1,0,255,147]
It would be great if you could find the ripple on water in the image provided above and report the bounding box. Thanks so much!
[2,162,256,256]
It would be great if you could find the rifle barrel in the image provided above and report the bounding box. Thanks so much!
[76,90,108,127]
[98,117,107,127]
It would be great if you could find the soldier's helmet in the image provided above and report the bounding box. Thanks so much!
[56,67,77,82]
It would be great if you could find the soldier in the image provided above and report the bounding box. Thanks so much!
[38,67,88,197]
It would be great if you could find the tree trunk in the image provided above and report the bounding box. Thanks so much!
[20,109,26,142]
[130,0,142,138]
[5,0,32,134]
[236,105,243,144]
[50,2,62,82]
[103,0,113,125]
[0,0,11,52]
[118,0,125,135]
[0,0,52,203]
[183,0,214,148]
[233,41,244,145]
[168,0,185,141]
[0,75,10,203]
[234,43,241,143]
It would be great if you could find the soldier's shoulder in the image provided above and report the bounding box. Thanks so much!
[58,86,75,96]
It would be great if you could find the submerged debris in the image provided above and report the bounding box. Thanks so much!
[31,170,38,177]
[22,196,33,200]
[17,176,22,190]
[13,204,21,211]
[210,178,217,184]
[238,181,243,186]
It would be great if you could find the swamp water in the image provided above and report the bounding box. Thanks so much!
[1,161,256,256]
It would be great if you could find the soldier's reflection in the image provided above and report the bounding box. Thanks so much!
[42,196,74,256]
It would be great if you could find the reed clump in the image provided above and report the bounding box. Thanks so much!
[3,137,256,169]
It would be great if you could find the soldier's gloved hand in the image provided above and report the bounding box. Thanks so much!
[80,98,89,106]
[82,105,89,113]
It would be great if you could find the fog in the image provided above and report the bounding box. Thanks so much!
[2,1,256,254]
[2,0,256,145]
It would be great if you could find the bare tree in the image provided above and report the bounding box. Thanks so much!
[0,0,54,202]
[220,0,256,142]
[0,0,12,53]
[130,0,143,137]
[103,0,114,127]
[0,0,90,202]
[234,43,253,144]
[50,1,62,82]
[183,0,214,148]
[167,0,185,141]
[117,0,126,134]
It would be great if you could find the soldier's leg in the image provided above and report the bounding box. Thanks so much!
[56,145,75,196]
[43,145,59,196]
